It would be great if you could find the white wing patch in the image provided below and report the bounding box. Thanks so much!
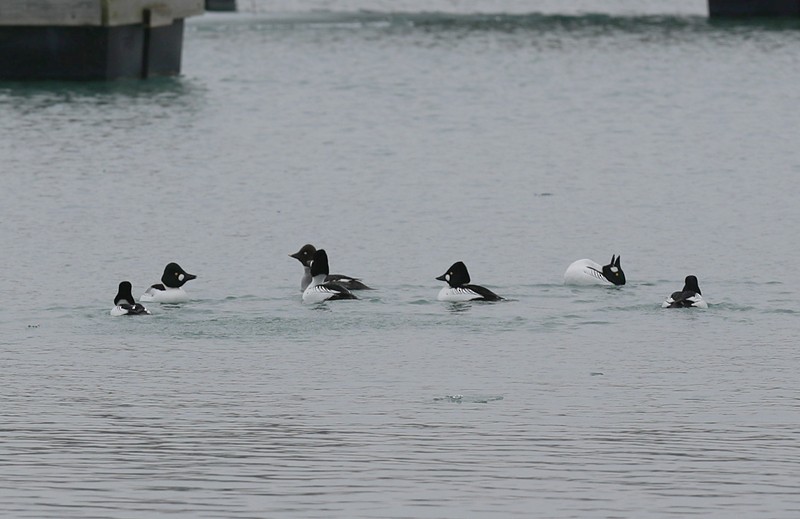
[110,305,128,316]
[662,294,708,309]
[688,295,709,309]
[587,267,605,281]
[564,259,612,286]
[303,285,338,303]
[438,286,481,302]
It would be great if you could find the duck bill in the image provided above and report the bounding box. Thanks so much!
[184,273,197,281]
[435,274,447,281]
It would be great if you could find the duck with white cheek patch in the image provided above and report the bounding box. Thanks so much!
[436,261,503,302]
[140,262,197,303]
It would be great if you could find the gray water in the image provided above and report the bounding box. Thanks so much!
[2,3,800,517]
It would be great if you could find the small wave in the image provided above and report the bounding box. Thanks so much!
[245,9,800,34]
[765,308,800,315]
[434,394,504,404]
[209,11,774,49]
[407,298,435,305]
[251,10,708,30]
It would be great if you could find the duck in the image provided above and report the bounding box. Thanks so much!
[290,244,371,291]
[662,275,708,308]
[564,255,626,286]
[302,249,358,303]
[110,281,151,316]
[436,261,502,302]
[140,262,197,303]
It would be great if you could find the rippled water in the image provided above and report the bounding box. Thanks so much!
[2,3,800,517]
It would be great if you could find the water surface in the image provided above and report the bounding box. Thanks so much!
[1,4,800,518]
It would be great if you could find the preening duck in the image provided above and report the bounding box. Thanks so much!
[564,255,626,286]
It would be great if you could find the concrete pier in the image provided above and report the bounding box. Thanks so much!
[0,0,204,80]
[709,0,800,17]
[206,0,237,12]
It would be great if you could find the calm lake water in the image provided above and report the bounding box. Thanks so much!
[2,1,800,517]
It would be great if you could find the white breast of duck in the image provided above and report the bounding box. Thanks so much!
[141,262,196,303]
[140,285,189,303]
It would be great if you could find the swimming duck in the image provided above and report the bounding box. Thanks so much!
[302,249,359,303]
[662,275,708,308]
[436,261,502,302]
[140,262,197,303]
[111,281,151,316]
[290,244,370,291]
